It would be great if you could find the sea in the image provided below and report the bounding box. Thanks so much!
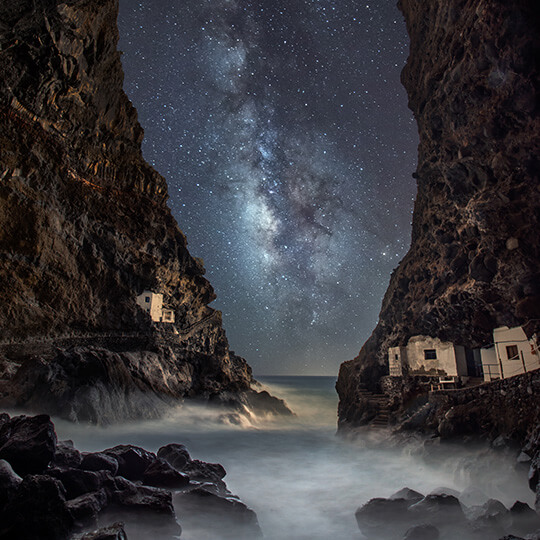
[53,376,533,540]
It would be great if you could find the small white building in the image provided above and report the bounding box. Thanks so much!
[389,335,469,379]
[480,326,539,381]
[136,290,175,324]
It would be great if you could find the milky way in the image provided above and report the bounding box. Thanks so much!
[118,0,418,375]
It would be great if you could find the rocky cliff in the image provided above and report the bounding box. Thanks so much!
[337,0,540,427]
[0,0,288,422]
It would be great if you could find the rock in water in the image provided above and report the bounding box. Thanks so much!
[0,0,290,423]
[0,414,57,476]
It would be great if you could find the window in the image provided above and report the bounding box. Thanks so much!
[145,296,150,303]
[424,349,437,360]
[395,354,399,360]
[506,345,519,360]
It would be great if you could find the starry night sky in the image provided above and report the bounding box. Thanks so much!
[118,0,418,375]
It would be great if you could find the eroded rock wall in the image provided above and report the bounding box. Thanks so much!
[0,0,276,420]
[337,0,540,428]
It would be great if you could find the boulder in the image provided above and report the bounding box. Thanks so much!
[81,452,119,475]
[102,479,181,540]
[355,497,414,538]
[48,467,112,500]
[142,458,189,489]
[390,488,425,504]
[403,524,440,540]
[0,414,57,475]
[54,440,82,468]
[0,459,22,507]
[67,489,108,528]
[409,494,467,526]
[510,501,540,536]
[157,443,191,470]
[0,474,73,540]
[79,522,128,540]
[174,486,262,539]
[102,445,157,482]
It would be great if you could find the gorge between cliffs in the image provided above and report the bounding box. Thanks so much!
[0,0,539,540]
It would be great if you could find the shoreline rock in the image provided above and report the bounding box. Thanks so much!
[0,413,262,540]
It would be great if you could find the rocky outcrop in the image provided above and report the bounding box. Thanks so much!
[0,0,289,421]
[0,413,262,540]
[337,0,540,426]
[355,486,540,540]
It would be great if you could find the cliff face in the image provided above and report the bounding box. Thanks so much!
[337,0,540,427]
[0,0,286,422]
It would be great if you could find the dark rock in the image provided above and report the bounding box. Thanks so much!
[66,489,108,528]
[0,459,22,507]
[466,498,511,537]
[142,458,189,489]
[103,479,181,540]
[0,474,73,540]
[355,497,414,538]
[403,524,440,540]
[510,501,540,536]
[174,486,262,539]
[81,452,119,475]
[183,459,227,483]
[54,440,83,468]
[0,414,57,475]
[157,443,191,471]
[48,467,111,500]
[102,445,156,481]
[408,494,466,526]
[79,522,128,540]
[390,487,425,503]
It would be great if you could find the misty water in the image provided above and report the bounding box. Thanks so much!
[53,376,533,540]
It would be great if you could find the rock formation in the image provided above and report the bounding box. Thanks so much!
[337,0,540,426]
[0,0,289,422]
[0,413,262,540]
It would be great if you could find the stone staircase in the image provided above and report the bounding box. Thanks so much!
[357,385,391,429]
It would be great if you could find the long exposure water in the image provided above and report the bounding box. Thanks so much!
[53,376,533,539]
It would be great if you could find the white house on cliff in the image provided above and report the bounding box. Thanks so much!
[136,290,175,323]
[388,326,539,385]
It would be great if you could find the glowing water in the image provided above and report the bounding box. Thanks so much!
[53,376,533,540]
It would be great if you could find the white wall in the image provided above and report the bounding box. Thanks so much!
[136,290,163,323]
[480,347,500,381]
[493,326,539,378]
[388,346,405,376]
[405,336,459,376]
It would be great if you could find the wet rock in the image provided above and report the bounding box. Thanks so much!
[408,494,466,526]
[0,458,22,507]
[0,414,57,476]
[355,497,414,538]
[142,458,189,489]
[54,440,82,468]
[67,489,108,528]
[390,487,424,503]
[48,467,111,500]
[0,474,73,540]
[466,498,511,537]
[103,479,181,540]
[403,524,440,540]
[102,445,156,481]
[174,486,262,539]
[79,522,128,540]
[157,443,191,470]
[510,501,540,537]
[81,452,119,475]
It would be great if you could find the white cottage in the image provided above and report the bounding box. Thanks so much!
[480,326,539,381]
[136,290,175,323]
[388,335,485,388]
[389,336,468,378]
